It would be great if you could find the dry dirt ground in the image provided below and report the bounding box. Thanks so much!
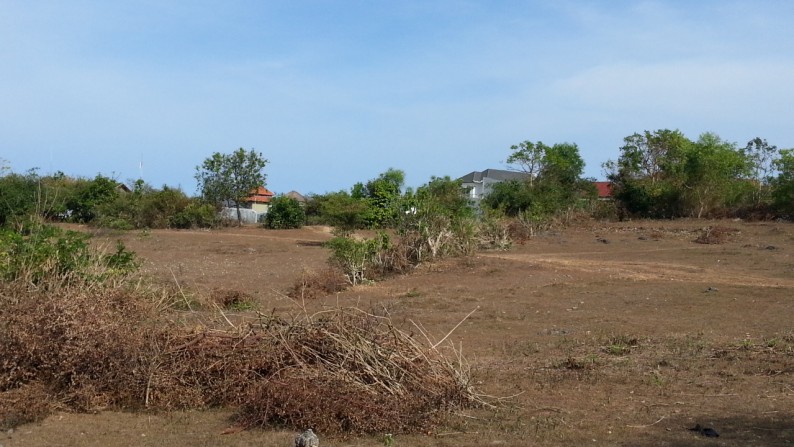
[3,219,794,446]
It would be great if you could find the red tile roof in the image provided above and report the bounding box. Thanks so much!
[246,186,274,203]
[593,181,613,198]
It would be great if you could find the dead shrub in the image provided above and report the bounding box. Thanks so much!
[231,310,478,434]
[0,383,53,430]
[694,226,739,244]
[0,283,158,411]
[288,267,348,300]
[374,237,418,275]
[0,278,481,434]
[506,219,533,245]
[240,370,449,434]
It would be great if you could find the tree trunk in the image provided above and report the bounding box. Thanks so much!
[235,203,242,225]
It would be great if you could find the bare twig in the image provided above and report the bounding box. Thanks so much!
[433,306,479,349]
[627,415,666,428]
[169,267,192,311]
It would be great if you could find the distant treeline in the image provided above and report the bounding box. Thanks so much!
[1,129,792,232]
[604,130,793,219]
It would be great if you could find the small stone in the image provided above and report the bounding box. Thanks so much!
[295,429,319,447]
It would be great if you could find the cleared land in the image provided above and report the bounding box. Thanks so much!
[3,219,793,446]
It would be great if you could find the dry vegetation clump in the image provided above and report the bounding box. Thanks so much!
[0,383,52,430]
[0,282,161,412]
[288,267,349,300]
[694,225,740,244]
[0,279,480,435]
[233,310,479,434]
[209,288,254,310]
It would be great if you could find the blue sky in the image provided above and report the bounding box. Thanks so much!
[2,1,793,195]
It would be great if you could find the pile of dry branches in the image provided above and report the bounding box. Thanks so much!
[0,281,481,434]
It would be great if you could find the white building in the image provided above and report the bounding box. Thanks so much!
[458,169,531,202]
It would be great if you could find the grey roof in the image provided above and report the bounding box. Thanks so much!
[285,190,307,202]
[458,169,530,183]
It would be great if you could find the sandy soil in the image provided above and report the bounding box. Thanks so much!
[4,219,793,446]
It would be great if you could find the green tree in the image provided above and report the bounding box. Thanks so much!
[743,137,779,205]
[362,168,405,228]
[195,148,268,224]
[0,171,39,228]
[606,130,759,218]
[95,181,214,230]
[66,175,119,223]
[506,141,548,186]
[681,133,751,218]
[397,176,478,261]
[415,176,473,219]
[264,196,305,229]
[482,179,534,216]
[541,143,583,185]
[604,130,692,218]
[316,191,371,231]
[487,140,587,217]
[772,149,794,217]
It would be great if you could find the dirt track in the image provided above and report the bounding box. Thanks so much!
[483,250,794,288]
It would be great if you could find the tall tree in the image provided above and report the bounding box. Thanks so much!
[743,137,779,205]
[195,148,268,224]
[486,140,587,217]
[540,143,585,188]
[681,133,750,218]
[66,175,120,223]
[604,129,692,218]
[362,168,405,228]
[506,140,550,186]
[772,149,794,217]
[607,129,690,184]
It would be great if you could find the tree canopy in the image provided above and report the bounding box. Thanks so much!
[605,129,788,218]
[195,148,268,224]
[264,196,305,229]
[485,140,588,217]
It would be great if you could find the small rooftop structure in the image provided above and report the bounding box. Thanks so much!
[246,186,275,204]
[245,186,275,215]
[284,190,307,203]
[592,181,613,199]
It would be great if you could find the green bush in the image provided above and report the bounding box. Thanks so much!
[0,172,41,229]
[772,149,794,217]
[66,175,120,223]
[306,191,371,230]
[264,196,305,229]
[325,235,387,285]
[0,224,138,286]
[95,182,217,230]
[169,202,219,229]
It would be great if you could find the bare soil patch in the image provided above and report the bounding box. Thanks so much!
[4,220,794,446]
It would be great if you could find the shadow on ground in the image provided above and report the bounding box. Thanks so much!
[621,413,794,447]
